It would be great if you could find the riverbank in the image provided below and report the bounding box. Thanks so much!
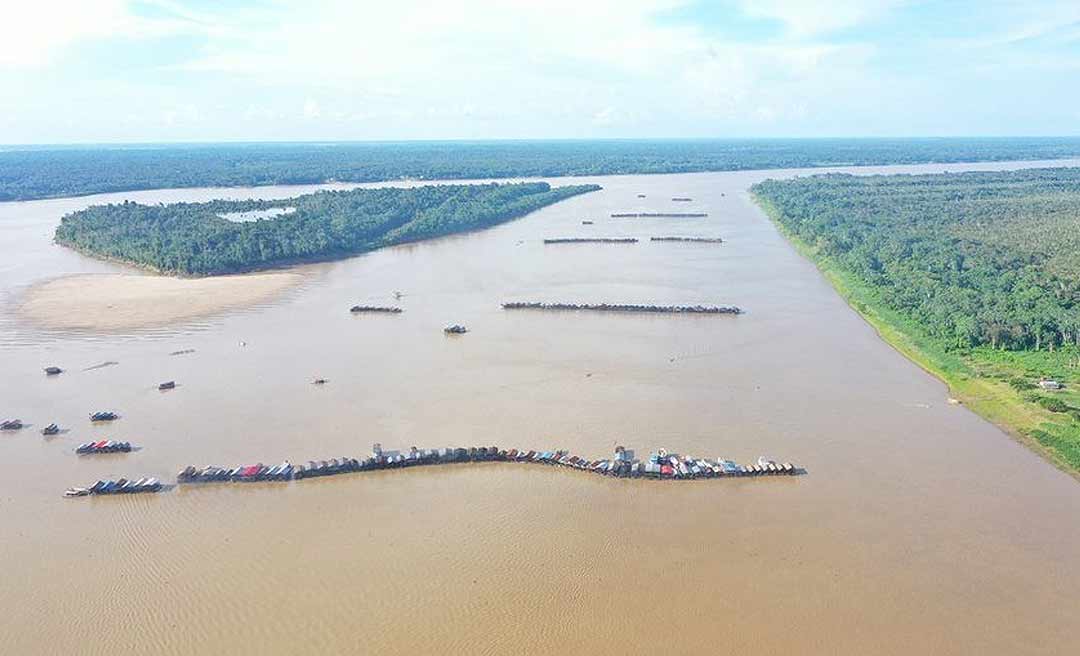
[19,272,303,331]
[754,195,1080,478]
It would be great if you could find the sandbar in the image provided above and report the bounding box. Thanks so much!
[20,272,302,330]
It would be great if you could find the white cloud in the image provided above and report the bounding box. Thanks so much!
[0,0,200,68]
[737,0,905,37]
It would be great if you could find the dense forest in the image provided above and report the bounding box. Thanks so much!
[753,169,1080,352]
[55,182,598,275]
[6,138,1080,201]
[754,168,1080,471]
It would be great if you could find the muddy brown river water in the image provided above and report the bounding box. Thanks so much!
[2,162,1079,655]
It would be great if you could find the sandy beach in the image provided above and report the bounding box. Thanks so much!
[19,272,302,330]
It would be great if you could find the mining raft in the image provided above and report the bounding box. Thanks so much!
[174,443,801,489]
[65,478,162,497]
[76,440,133,454]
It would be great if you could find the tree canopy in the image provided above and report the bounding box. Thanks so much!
[6,138,1080,201]
[752,168,1080,352]
[55,182,599,275]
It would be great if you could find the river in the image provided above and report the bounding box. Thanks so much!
[2,161,1079,655]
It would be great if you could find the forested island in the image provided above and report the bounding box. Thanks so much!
[55,182,598,275]
[753,168,1080,473]
[5,137,1080,201]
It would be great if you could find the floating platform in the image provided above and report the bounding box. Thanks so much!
[501,302,742,315]
[543,238,637,244]
[176,446,801,487]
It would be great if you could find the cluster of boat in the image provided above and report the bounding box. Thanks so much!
[444,324,468,334]
[611,212,708,218]
[178,463,298,482]
[502,302,743,315]
[349,305,403,314]
[543,238,638,244]
[89,411,119,422]
[174,444,800,488]
[650,237,723,243]
[76,440,133,454]
[1,419,24,430]
[64,478,162,497]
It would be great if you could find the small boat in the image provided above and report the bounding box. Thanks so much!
[312,378,328,385]
[1,419,24,430]
[44,366,63,376]
[64,487,90,497]
[581,220,594,225]
[41,423,60,436]
[637,194,646,198]
[444,324,468,335]
[158,381,176,391]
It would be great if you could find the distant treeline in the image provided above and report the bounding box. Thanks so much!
[6,138,1080,201]
[752,168,1080,352]
[55,182,599,275]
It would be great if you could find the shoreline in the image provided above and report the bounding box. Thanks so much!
[753,195,1080,480]
[18,271,304,331]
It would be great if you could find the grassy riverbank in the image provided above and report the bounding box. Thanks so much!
[754,195,1080,478]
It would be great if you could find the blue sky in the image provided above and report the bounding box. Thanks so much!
[1,0,1079,143]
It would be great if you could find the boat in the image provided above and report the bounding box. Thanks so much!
[444,324,468,334]
[158,381,176,391]
[41,423,60,436]
[44,366,63,376]
[312,378,328,385]
[64,487,90,497]
[1,419,24,430]
[89,411,119,422]
[581,220,594,225]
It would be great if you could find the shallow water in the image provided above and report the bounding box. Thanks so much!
[2,161,1079,655]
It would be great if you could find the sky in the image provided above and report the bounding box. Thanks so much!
[1,0,1079,143]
